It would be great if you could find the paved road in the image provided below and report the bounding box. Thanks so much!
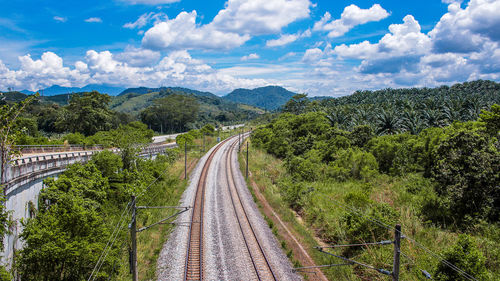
[157,135,300,280]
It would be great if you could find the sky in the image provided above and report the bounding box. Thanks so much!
[0,0,499,96]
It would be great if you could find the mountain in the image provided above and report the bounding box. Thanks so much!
[223,86,297,110]
[110,87,264,124]
[20,84,125,96]
[118,86,216,97]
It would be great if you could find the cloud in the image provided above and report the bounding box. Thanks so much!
[53,16,67,22]
[241,53,260,61]
[119,0,180,4]
[0,50,268,94]
[123,12,167,29]
[430,0,500,53]
[334,15,431,73]
[313,4,389,37]
[266,29,311,47]
[115,46,161,67]
[211,0,312,35]
[142,11,250,50]
[85,17,102,23]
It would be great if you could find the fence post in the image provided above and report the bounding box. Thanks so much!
[130,196,137,281]
[392,224,401,281]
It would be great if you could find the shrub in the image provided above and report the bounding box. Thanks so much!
[434,235,487,281]
[327,148,378,181]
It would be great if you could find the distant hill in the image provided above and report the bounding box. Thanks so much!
[20,84,125,96]
[118,86,216,98]
[110,87,264,125]
[223,86,297,110]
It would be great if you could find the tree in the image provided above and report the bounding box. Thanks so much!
[431,127,499,226]
[58,91,114,136]
[140,94,199,133]
[434,235,487,281]
[479,104,500,137]
[282,94,309,115]
[1,94,38,190]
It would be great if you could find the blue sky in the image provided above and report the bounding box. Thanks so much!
[1,0,499,96]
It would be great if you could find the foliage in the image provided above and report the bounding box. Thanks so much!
[176,133,194,150]
[200,123,215,136]
[282,94,310,115]
[57,91,114,136]
[479,104,500,137]
[327,148,378,181]
[434,235,487,281]
[431,126,499,226]
[140,94,199,133]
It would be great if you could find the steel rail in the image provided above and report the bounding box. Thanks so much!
[183,136,232,281]
[225,137,277,281]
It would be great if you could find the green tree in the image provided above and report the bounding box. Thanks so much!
[431,127,499,226]
[59,91,114,136]
[18,193,117,281]
[479,104,500,137]
[282,94,309,115]
[140,94,199,133]
[434,235,487,281]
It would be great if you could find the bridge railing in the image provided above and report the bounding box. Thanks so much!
[14,145,104,154]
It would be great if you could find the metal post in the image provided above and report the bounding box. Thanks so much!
[392,224,401,281]
[130,196,138,281]
[184,140,187,180]
[203,133,205,152]
[246,142,249,179]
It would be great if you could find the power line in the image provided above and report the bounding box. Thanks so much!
[328,197,478,281]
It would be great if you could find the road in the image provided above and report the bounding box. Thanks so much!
[157,135,301,280]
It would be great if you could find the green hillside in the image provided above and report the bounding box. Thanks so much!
[223,85,297,110]
[110,88,264,127]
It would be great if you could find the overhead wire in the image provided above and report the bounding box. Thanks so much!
[328,197,477,281]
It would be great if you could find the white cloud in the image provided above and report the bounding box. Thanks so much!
[0,50,268,94]
[142,11,250,50]
[333,15,431,74]
[241,53,260,61]
[115,46,161,67]
[119,0,180,4]
[53,16,67,22]
[85,17,102,23]
[211,0,312,35]
[430,0,500,53]
[266,29,311,47]
[313,4,389,37]
[123,12,167,29]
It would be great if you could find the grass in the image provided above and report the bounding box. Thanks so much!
[241,141,500,280]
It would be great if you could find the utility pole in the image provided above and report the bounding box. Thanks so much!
[392,224,401,281]
[184,140,187,180]
[130,196,138,281]
[246,142,249,179]
[203,133,205,152]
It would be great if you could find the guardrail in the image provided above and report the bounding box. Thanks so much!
[14,145,104,154]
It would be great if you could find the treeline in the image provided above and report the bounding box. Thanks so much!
[252,101,499,279]
[283,80,500,134]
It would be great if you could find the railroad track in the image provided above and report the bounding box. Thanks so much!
[184,137,231,281]
[225,137,277,281]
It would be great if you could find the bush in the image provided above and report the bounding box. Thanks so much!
[63,132,86,145]
[434,235,487,281]
[340,193,398,245]
[176,133,195,150]
[327,148,378,181]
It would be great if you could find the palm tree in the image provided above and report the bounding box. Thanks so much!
[401,110,425,135]
[375,109,401,135]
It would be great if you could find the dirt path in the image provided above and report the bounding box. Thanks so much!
[247,173,329,281]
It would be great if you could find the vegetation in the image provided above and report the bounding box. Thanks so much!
[224,85,296,111]
[251,88,499,280]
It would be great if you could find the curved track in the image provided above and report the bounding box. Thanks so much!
[183,138,230,280]
[225,138,277,280]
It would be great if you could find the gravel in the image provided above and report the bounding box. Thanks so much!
[157,137,302,280]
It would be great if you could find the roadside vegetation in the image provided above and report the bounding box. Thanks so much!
[249,81,499,280]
